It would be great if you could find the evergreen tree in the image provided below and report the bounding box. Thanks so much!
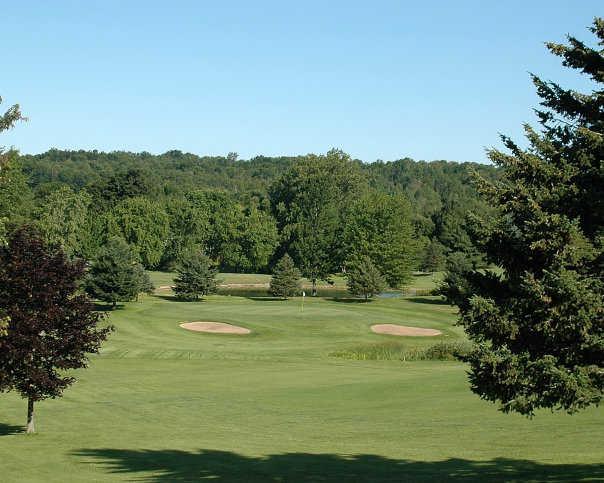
[437,252,474,305]
[269,254,301,299]
[134,262,155,299]
[0,227,112,433]
[454,19,604,415]
[346,256,386,300]
[85,237,144,308]
[173,251,218,301]
[421,239,446,273]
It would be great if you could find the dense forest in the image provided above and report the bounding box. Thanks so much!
[1,148,498,282]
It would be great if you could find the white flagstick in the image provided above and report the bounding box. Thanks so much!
[301,291,305,312]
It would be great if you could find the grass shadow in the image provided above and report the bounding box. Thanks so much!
[244,297,288,302]
[73,448,604,482]
[93,303,125,312]
[328,297,373,303]
[406,296,449,306]
[0,423,23,436]
[152,295,210,303]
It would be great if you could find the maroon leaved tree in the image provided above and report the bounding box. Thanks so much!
[0,227,113,433]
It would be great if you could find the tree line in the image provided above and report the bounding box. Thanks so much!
[2,147,499,282]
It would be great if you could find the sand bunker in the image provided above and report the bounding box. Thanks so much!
[180,321,251,334]
[371,324,442,336]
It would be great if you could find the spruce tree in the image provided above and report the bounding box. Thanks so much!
[346,256,386,300]
[456,19,604,415]
[173,251,218,301]
[85,237,144,308]
[270,254,301,299]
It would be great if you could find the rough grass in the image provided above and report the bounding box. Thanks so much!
[330,341,472,361]
[0,280,602,482]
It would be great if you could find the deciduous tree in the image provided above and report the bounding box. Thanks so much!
[0,227,112,432]
[36,186,92,258]
[343,192,417,288]
[110,197,170,268]
[270,149,362,295]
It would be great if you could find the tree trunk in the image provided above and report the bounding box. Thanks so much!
[26,397,35,434]
[312,278,317,297]
[112,300,116,310]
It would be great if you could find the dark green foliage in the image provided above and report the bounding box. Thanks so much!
[17,148,498,268]
[346,256,386,300]
[173,251,218,301]
[0,97,28,246]
[344,192,417,287]
[199,191,279,273]
[85,237,146,308]
[134,262,155,298]
[0,227,112,432]
[437,252,476,305]
[162,195,210,269]
[454,19,604,415]
[36,186,92,258]
[109,197,170,269]
[420,239,447,272]
[0,153,33,230]
[88,168,158,208]
[270,149,363,294]
[269,254,301,299]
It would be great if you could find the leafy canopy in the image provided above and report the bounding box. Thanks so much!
[0,227,112,429]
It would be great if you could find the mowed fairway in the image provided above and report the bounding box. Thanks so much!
[0,275,602,482]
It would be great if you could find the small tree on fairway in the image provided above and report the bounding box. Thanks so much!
[346,256,386,300]
[173,251,218,301]
[270,253,301,299]
[85,237,147,308]
[0,227,112,433]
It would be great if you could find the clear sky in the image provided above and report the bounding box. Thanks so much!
[1,1,601,163]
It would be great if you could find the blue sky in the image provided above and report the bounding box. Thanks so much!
[1,1,600,163]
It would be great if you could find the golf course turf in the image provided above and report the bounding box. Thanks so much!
[0,273,602,482]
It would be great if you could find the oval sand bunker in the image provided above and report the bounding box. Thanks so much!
[180,322,251,335]
[371,324,442,336]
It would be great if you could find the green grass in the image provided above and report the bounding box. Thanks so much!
[330,340,473,361]
[0,285,602,482]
